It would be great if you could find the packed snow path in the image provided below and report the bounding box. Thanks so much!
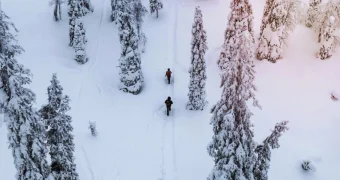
[159,0,179,179]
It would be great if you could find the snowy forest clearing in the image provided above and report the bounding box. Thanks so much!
[1,0,340,179]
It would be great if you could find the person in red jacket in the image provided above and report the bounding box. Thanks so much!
[165,68,172,84]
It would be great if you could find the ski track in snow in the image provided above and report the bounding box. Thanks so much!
[158,0,179,179]
[160,121,166,180]
[114,161,121,180]
[81,146,95,180]
[88,0,107,72]
[96,84,103,95]
[171,1,178,178]
[76,83,83,108]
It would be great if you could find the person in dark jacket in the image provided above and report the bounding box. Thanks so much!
[164,96,173,116]
[165,68,172,84]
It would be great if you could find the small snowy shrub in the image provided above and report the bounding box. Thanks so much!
[89,121,97,136]
[301,160,314,171]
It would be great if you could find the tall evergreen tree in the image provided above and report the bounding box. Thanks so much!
[149,0,163,18]
[112,0,129,24]
[208,29,259,180]
[305,0,322,28]
[256,0,299,63]
[73,19,89,64]
[68,0,90,46]
[186,6,208,111]
[132,0,147,38]
[0,6,51,179]
[207,1,260,177]
[40,74,79,180]
[118,0,143,94]
[132,0,148,52]
[256,0,288,63]
[253,121,289,180]
[317,16,336,60]
[217,0,254,70]
[313,0,340,43]
[82,0,94,13]
[50,0,63,21]
[111,0,119,22]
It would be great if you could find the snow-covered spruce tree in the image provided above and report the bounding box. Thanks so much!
[133,0,147,38]
[150,0,163,18]
[40,74,79,180]
[132,0,148,52]
[73,18,89,64]
[282,0,300,47]
[313,0,340,43]
[253,121,289,180]
[0,7,51,179]
[186,6,208,111]
[112,0,133,23]
[317,16,336,60]
[207,28,260,180]
[50,0,63,21]
[306,0,322,28]
[256,0,289,63]
[39,74,63,127]
[111,0,118,22]
[117,0,144,94]
[218,0,255,70]
[82,0,94,13]
[68,0,89,46]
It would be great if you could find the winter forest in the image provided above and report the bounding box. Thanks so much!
[0,0,340,179]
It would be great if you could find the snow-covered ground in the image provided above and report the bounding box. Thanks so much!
[1,0,340,179]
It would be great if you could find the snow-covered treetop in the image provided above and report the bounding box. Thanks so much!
[47,73,63,110]
[0,6,24,58]
[330,16,335,24]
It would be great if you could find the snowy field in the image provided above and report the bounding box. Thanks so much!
[1,0,340,179]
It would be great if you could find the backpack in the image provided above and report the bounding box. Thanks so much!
[166,71,171,77]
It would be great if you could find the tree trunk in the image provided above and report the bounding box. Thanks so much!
[54,4,58,21]
[156,9,158,18]
[58,3,61,20]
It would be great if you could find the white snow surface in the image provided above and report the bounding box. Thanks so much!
[1,0,340,180]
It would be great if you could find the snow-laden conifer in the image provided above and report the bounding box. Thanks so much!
[118,0,143,94]
[257,0,301,62]
[317,16,337,60]
[111,0,118,22]
[40,74,79,180]
[132,0,147,38]
[82,0,94,13]
[313,0,340,43]
[256,0,288,62]
[306,0,322,28]
[73,19,89,64]
[149,0,163,18]
[282,0,300,46]
[132,0,148,52]
[112,0,131,24]
[0,6,51,179]
[218,0,254,70]
[207,29,260,180]
[40,74,78,179]
[253,121,289,180]
[186,6,208,111]
[68,0,90,46]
